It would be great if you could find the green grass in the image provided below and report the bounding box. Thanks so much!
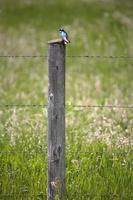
[0,0,133,199]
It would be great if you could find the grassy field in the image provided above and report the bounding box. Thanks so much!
[0,0,133,199]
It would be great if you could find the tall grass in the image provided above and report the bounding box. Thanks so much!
[0,0,133,199]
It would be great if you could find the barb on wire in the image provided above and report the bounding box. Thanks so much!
[0,55,133,59]
[0,104,133,109]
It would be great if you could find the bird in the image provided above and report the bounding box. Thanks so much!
[59,28,70,44]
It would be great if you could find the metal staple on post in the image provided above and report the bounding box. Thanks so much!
[47,39,66,200]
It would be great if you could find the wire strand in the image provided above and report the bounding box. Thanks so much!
[0,55,47,58]
[0,193,131,198]
[0,55,133,59]
[0,104,132,109]
[67,55,133,59]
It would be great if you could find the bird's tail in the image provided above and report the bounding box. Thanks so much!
[64,39,70,44]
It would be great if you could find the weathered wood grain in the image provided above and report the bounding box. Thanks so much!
[47,39,65,200]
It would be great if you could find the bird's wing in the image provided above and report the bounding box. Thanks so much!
[65,32,70,42]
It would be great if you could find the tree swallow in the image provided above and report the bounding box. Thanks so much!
[59,28,70,44]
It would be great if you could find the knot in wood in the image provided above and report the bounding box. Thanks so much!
[49,93,54,100]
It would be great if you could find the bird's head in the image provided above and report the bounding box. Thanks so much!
[59,28,64,32]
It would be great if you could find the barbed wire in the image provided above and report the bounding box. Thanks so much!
[67,55,133,59]
[0,150,47,154]
[0,104,47,108]
[0,104,133,109]
[0,55,47,58]
[1,149,133,154]
[0,193,46,197]
[0,55,133,59]
[71,105,133,109]
[0,193,132,199]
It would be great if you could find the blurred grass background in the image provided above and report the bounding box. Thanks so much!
[0,0,133,199]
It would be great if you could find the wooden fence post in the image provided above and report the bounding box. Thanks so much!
[47,39,66,200]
